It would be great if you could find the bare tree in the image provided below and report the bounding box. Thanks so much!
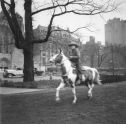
[97,49,108,67]
[1,0,118,82]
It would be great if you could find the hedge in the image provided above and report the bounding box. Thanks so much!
[100,75,126,84]
[0,79,60,89]
[0,75,126,88]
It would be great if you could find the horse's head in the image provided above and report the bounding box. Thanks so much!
[49,49,64,64]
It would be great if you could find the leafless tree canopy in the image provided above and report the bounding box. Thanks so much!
[32,0,117,15]
[1,0,118,48]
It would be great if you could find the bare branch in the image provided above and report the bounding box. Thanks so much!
[32,0,81,15]
[32,3,59,15]
[50,24,95,34]
[32,11,55,43]
[10,0,25,48]
[32,0,118,17]
[1,0,15,34]
[33,22,96,44]
[3,1,11,6]
[1,0,25,49]
[31,0,118,44]
[98,53,108,67]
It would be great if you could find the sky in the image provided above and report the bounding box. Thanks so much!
[1,0,126,44]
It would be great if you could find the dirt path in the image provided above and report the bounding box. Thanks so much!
[1,82,126,124]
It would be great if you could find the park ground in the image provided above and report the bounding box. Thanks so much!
[0,82,126,124]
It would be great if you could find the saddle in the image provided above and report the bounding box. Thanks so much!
[72,63,87,74]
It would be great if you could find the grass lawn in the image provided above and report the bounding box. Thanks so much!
[1,82,126,124]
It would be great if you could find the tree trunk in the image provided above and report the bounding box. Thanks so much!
[23,0,34,82]
[23,45,34,82]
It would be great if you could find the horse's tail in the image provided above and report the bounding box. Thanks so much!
[94,68,102,85]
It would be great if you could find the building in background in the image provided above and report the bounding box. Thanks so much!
[33,25,80,70]
[105,18,126,46]
[0,11,24,69]
[0,11,80,70]
[81,36,103,67]
[0,11,81,71]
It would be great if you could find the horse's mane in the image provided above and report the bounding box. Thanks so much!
[62,53,72,65]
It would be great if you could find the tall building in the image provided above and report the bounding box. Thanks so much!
[105,18,126,46]
[81,36,103,67]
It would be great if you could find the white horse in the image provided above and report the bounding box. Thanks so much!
[49,49,101,104]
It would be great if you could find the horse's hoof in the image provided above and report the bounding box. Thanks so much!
[72,99,77,104]
[72,101,76,104]
[87,95,92,100]
[56,97,60,102]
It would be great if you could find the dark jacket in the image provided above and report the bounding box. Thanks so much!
[69,48,82,74]
[69,48,80,63]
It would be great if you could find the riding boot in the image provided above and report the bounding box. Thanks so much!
[79,74,82,82]
[76,73,82,85]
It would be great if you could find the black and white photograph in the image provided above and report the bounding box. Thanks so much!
[0,0,126,124]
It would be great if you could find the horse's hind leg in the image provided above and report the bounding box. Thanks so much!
[87,83,94,99]
[72,84,77,104]
[56,79,65,102]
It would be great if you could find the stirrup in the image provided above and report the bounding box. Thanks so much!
[78,74,82,80]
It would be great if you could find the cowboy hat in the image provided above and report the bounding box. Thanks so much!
[68,41,79,47]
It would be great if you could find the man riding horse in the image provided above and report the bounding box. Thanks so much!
[68,41,82,81]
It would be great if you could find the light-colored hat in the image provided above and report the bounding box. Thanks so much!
[68,41,79,47]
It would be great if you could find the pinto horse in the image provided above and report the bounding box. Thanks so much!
[49,49,101,104]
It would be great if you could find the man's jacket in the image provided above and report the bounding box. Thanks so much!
[69,48,80,63]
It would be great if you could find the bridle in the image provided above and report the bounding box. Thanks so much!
[55,53,73,77]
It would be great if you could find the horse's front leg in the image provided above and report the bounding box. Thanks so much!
[56,79,65,102]
[88,83,94,99]
[71,84,77,104]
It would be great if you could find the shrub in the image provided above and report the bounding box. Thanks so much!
[0,80,14,87]
[0,75,126,88]
[36,80,60,89]
[0,79,61,89]
[22,81,38,88]
[100,74,126,84]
